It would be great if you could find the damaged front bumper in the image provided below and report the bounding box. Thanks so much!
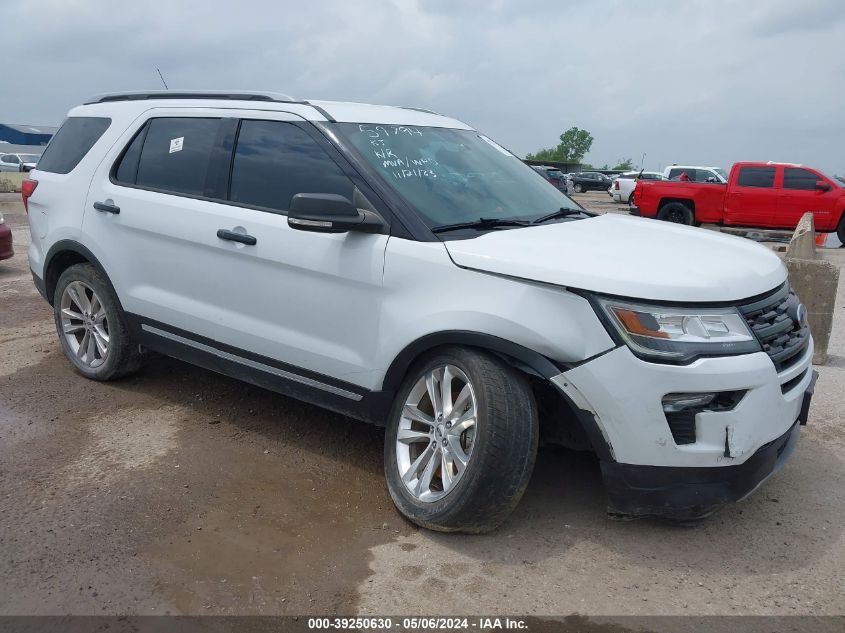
[551,342,816,520]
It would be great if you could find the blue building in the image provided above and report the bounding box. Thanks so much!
[0,123,57,146]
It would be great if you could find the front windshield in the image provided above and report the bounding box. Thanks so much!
[334,123,582,229]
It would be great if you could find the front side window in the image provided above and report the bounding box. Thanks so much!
[36,117,111,174]
[783,167,821,190]
[229,120,353,212]
[3,155,20,164]
[737,166,775,188]
[134,118,222,196]
[334,123,581,228]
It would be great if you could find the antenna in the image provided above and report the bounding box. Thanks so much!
[155,67,169,90]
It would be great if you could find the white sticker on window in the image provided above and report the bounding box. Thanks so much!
[169,137,184,154]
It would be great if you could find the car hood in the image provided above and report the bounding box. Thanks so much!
[443,214,787,302]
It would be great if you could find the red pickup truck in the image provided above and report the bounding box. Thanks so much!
[633,162,845,242]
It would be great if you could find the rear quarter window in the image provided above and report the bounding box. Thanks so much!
[36,117,111,174]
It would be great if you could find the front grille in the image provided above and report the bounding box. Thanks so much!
[739,284,809,373]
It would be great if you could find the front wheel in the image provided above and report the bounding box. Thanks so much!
[574,184,584,193]
[384,347,538,533]
[628,192,635,207]
[837,213,845,246]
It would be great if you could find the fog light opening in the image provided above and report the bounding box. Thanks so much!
[662,391,747,446]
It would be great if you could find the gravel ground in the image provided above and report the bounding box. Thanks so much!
[0,198,843,618]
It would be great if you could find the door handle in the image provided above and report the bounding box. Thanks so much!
[216,229,257,246]
[93,200,120,214]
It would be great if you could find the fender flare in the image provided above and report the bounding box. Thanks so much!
[380,330,564,391]
[43,240,111,305]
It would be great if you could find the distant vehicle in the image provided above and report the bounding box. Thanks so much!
[531,165,573,194]
[609,171,664,205]
[0,212,13,261]
[663,165,727,183]
[0,153,41,172]
[634,161,845,242]
[568,171,612,193]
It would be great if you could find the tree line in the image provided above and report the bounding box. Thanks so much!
[525,126,633,170]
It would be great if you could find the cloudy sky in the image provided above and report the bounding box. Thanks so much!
[3,0,844,174]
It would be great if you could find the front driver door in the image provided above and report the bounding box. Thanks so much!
[777,167,840,230]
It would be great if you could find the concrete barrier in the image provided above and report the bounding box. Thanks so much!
[0,172,27,193]
[784,213,839,365]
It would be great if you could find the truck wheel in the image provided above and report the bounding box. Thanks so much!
[53,263,142,381]
[384,347,538,533]
[658,202,694,225]
[837,214,845,246]
[627,192,635,207]
[574,184,584,193]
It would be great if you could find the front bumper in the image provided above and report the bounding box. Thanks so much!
[551,340,815,518]
[0,223,13,260]
[601,417,802,519]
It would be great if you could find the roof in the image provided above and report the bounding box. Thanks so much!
[0,123,58,135]
[76,90,473,130]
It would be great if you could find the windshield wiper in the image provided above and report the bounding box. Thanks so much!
[532,208,584,224]
[431,217,532,234]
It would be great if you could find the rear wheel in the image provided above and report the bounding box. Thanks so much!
[837,213,845,246]
[657,202,694,225]
[574,183,584,193]
[628,192,635,206]
[384,347,538,533]
[54,263,142,381]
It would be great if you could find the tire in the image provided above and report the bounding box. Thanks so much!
[53,263,142,381]
[837,213,845,246]
[384,347,539,533]
[657,202,694,225]
[628,192,635,207]
[574,184,584,193]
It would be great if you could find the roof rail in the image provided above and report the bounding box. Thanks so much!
[83,90,298,105]
[401,106,441,115]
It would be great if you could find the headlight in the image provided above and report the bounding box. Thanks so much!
[594,297,760,363]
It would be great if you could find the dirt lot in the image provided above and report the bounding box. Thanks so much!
[1,195,843,618]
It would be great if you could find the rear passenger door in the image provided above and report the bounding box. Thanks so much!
[84,109,389,388]
[724,165,777,227]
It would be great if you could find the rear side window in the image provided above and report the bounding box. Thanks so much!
[229,120,353,213]
[783,168,819,190]
[36,117,111,174]
[737,166,775,188]
[134,118,222,196]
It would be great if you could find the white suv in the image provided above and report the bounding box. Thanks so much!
[25,91,816,532]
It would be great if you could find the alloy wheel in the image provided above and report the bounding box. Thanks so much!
[60,281,110,368]
[396,365,478,503]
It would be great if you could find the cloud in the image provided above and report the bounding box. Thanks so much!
[1,0,843,174]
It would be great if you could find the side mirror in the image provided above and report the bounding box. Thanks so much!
[287,193,385,234]
[815,180,832,192]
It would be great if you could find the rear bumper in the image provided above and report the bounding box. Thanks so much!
[601,418,802,519]
[0,223,13,260]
